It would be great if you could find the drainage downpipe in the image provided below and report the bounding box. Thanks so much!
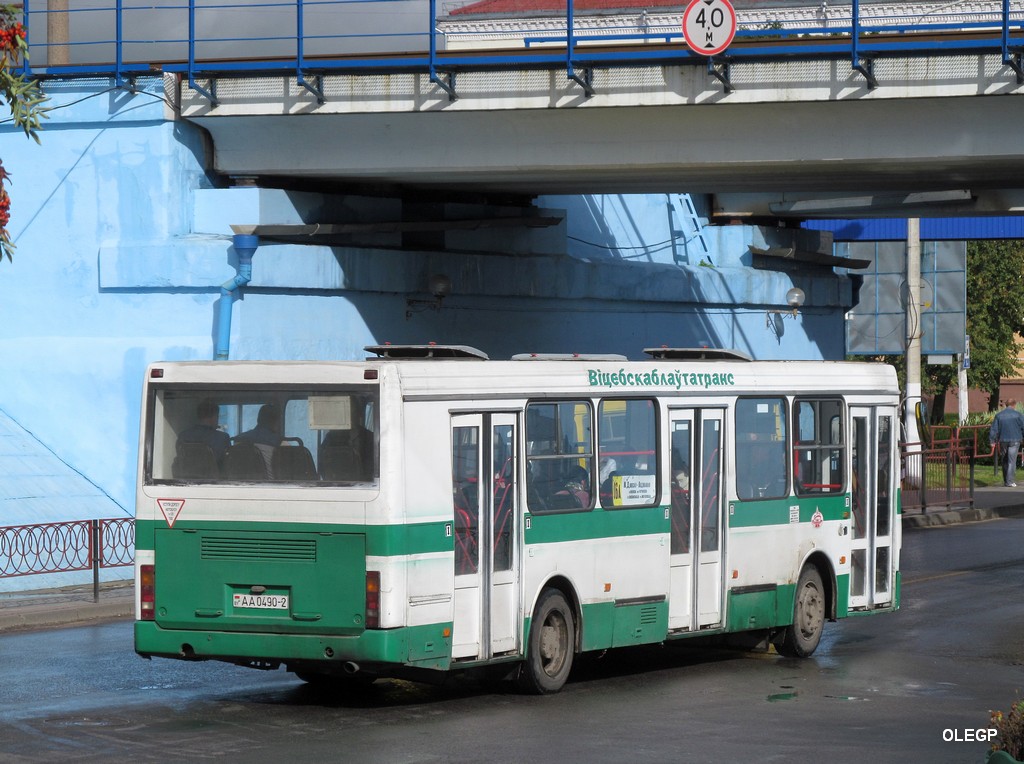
[214,234,259,361]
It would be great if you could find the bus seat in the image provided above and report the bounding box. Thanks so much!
[320,445,364,481]
[222,441,269,481]
[273,445,317,481]
[172,442,219,480]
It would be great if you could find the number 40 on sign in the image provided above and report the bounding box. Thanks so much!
[682,0,737,57]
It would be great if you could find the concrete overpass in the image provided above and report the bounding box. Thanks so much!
[168,38,1024,220]
[21,0,1024,219]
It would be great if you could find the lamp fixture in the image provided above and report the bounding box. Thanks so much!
[765,287,806,340]
[765,286,806,324]
[406,273,452,318]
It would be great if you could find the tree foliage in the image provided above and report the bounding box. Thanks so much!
[0,4,48,263]
[858,240,1024,419]
[959,239,1024,408]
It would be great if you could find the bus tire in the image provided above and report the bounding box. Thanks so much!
[776,566,825,658]
[517,588,575,694]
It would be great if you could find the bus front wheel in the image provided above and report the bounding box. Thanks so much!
[517,588,575,694]
[775,566,825,658]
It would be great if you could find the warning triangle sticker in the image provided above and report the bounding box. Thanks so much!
[157,498,186,528]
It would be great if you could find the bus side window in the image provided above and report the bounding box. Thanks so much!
[794,398,845,496]
[598,398,658,509]
[526,401,593,513]
[735,397,788,501]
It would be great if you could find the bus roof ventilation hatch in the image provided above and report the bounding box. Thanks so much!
[643,347,753,361]
[364,344,489,360]
[511,353,628,361]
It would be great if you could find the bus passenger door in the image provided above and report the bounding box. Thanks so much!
[451,413,519,661]
[849,406,897,610]
[668,409,725,631]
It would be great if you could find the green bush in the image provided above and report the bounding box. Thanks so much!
[990,698,1024,760]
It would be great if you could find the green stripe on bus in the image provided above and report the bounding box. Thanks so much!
[728,495,851,527]
[836,572,850,618]
[135,518,453,557]
[134,620,454,669]
[579,599,668,651]
[727,587,783,631]
[525,505,668,544]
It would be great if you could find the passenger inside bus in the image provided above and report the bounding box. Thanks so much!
[173,399,230,479]
[226,403,284,479]
[319,419,373,481]
[554,465,590,508]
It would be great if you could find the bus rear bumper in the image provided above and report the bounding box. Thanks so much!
[134,620,454,673]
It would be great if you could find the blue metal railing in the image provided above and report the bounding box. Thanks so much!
[14,0,1024,96]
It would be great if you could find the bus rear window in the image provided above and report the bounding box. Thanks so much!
[147,386,379,485]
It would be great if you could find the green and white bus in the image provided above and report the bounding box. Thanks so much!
[134,345,901,693]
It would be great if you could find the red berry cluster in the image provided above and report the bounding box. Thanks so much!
[0,160,9,230]
[0,22,25,53]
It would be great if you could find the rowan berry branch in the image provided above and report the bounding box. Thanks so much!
[0,4,49,262]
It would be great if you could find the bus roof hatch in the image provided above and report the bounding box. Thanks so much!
[364,344,489,360]
[511,353,628,361]
[643,347,753,361]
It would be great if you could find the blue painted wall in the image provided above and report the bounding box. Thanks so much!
[0,76,857,588]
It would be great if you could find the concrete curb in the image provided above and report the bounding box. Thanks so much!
[0,582,134,634]
[902,503,1024,528]
[0,600,133,633]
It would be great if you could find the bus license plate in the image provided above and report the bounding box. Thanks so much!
[233,593,289,610]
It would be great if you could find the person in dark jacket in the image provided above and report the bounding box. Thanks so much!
[990,400,1024,487]
[177,399,230,466]
[236,403,284,476]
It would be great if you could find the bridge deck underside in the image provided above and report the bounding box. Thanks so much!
[180,52,1024,215]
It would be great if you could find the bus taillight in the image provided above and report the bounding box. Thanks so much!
[365,571,380,628]
[140,564,156,620]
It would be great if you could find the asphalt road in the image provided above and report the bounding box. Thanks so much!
[1,517,1022,763]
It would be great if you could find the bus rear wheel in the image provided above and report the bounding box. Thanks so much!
[775,566,825,658]
[517,588,575,694]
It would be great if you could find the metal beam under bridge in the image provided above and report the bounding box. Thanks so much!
[181,57,1024,218]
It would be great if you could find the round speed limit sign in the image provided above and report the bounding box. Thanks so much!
[682,0,736,57]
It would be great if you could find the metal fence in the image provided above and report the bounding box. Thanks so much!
[0,518,134,600]
[900,426,992,513]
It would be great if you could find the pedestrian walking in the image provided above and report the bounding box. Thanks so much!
[990,399,1024,487]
